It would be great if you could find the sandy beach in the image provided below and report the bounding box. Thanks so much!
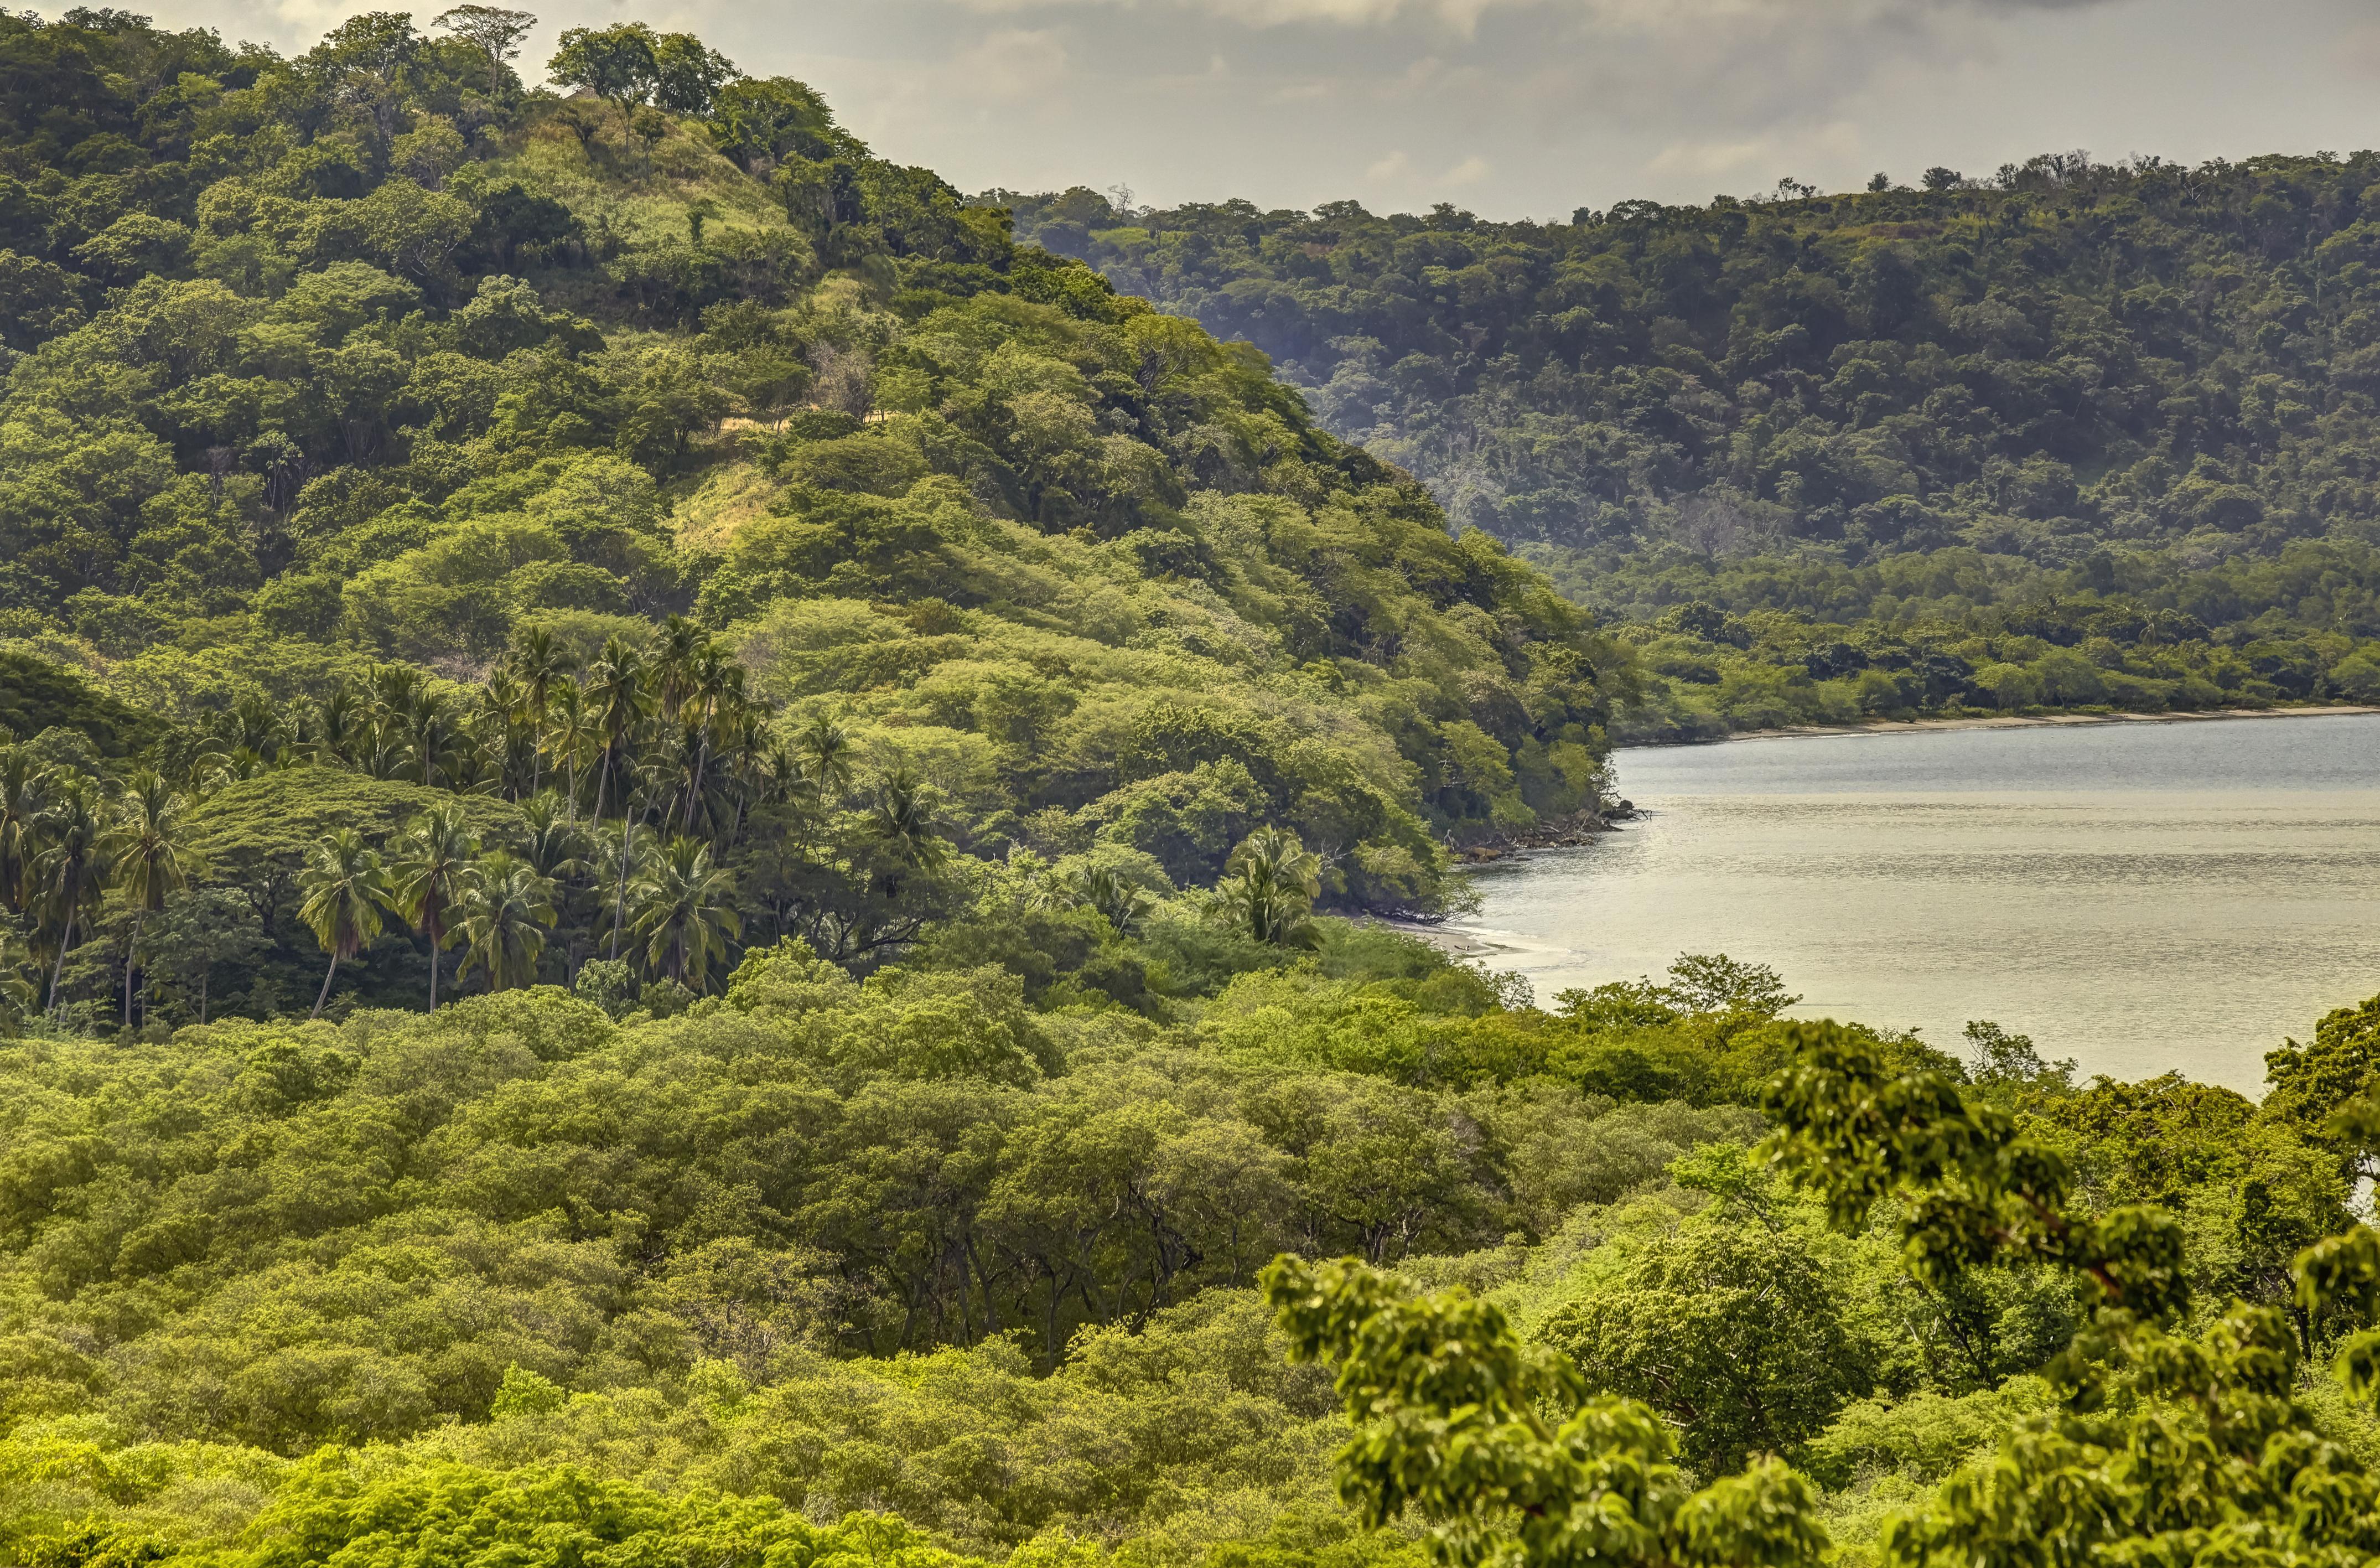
[1658,703,2380,747]
[1368,918,1516,958]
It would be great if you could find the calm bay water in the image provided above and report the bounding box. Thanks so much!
[1450,713,2380,1093]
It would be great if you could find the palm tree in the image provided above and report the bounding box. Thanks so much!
[656,716,702,838]
[298,829,390,1019]
[358,710,407,781]
[362,664,426,782]
[651,614,705,720]
[677,643,746,833]
[483,716,541,801]
[0,926,35,1026]
[369,661,424,719]
[517,790,590,969]
[476,667,524,742]
[455,850,558,992]
[1069,864,1155,939]
[796,712,855,800]
[547,680,594,827]
[0,746,50,916]
[387,804,479,1008]
[103,770,195,1027]
[200,746,270,788]
[224,694,291,765]
[584,636,653,823]
[517,790,589,883]
[308,687,371,767]
[629,835,740,992]
[403,690,467,791]
[583,637,655,958]
[1209,825,1324,948]
[715,707,774,847]
[867,766,947,870]
[33,777,110,1014]
[475,670,538,800]
[508,626,577,795]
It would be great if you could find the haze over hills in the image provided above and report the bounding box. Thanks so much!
[1005,164,2380,735]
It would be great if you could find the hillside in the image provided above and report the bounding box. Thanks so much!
[10,13,2380,1568]
[0,2,1619,996]
[1005,163,2380,735]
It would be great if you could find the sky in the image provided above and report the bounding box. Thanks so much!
[104,0,2380,220]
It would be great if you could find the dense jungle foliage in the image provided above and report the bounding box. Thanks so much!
[15,936,2380,1567]
[12,9,2380,1568]
[1005,159,2380,737]
[0,0,1622,1029]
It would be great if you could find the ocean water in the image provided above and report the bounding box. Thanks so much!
[1449,713,2380,1093]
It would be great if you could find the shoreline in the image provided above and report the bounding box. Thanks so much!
[1626,703,2380,748]
[1367,917,1515,960]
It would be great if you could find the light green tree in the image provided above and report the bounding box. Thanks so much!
[651,32,737,115]
[1538,1202,1878,1473]
[547,22,658,105]
[432,4,535,94]
[1262,1253,1829,1568]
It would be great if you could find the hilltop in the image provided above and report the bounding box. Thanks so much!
[1006,162,2380,735]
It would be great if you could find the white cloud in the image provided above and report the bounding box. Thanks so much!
[1442,153,1490,184]
[951,26,1072,101]
[1366,149,1412,179]
[1648,138,1774,178]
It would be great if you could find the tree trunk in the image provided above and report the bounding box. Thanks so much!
[123,912,141,1028]
[610,813,633,960]
[427,927,440,1010]
[46,904,74,1015]
[684,739,708,831]
[313,951,339,1019]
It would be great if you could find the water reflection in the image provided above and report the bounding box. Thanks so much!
[1451,715,2380,1093]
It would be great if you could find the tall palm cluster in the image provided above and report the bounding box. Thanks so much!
[291,799,708,1021]
[1202,826,1324,950]
[4,614,1337,1027]
[267,618,868,1015]
[193,619,791,841]
[0,751,196,1027]
[2,617,962,1027]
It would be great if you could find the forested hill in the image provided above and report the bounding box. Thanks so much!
[1003,163,2380,735]
[0,2,1620,969]
[17,19,2380,1568]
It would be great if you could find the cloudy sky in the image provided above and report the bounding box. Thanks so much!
[110,0,2380,219]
